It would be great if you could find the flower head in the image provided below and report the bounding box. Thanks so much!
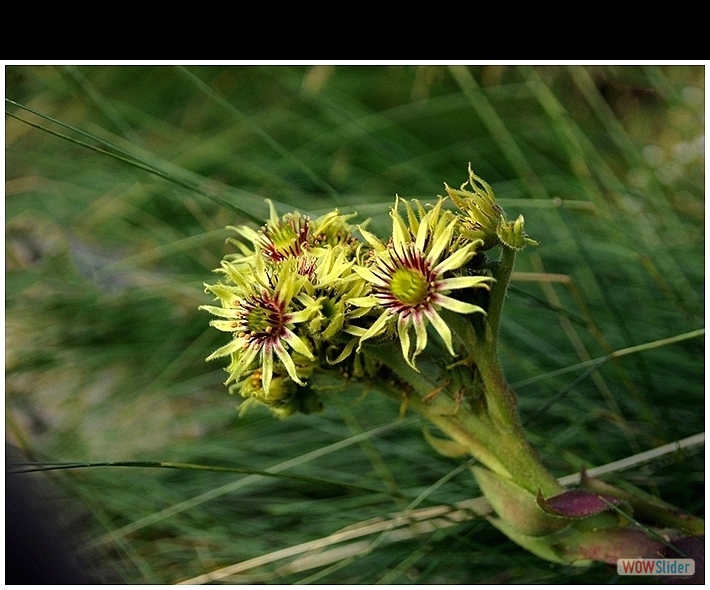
[352,197,492,369]
[226,200,360,266]
[258,211,310,262]
[200,258,316,394]
[301,245,369,342]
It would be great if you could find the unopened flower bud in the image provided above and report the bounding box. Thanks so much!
[446,164,537,251]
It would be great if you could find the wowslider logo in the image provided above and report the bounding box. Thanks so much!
[617,558,695,576]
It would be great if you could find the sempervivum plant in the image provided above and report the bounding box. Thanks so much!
[201,166,704,574]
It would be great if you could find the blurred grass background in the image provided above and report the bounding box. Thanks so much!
[5,64,704,584]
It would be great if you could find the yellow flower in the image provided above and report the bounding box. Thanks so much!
[351,197,492,369]
[200,258,315,394]
[226,200,359,266]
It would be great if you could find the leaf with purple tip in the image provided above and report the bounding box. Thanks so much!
[537,489,621,519]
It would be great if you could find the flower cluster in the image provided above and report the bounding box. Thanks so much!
[200,202,365,416]
[201,168,526,416]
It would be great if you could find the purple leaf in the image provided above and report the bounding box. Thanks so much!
[537,489,621,518]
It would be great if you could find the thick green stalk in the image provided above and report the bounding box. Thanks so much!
[366,341,561,497]
[473,349,561,496]
[366,343,510,477]
[485,246,517,347]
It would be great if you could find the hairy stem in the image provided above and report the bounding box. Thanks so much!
[485,246,516,347]
[365,341,561,496]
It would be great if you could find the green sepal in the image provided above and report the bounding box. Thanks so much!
[472,466,570,536]
[491,515,668,567]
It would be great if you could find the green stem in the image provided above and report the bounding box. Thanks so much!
[365,341,561,496]
[446,246,526,435]
[486,246,516,347]
[366,343,508,476]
